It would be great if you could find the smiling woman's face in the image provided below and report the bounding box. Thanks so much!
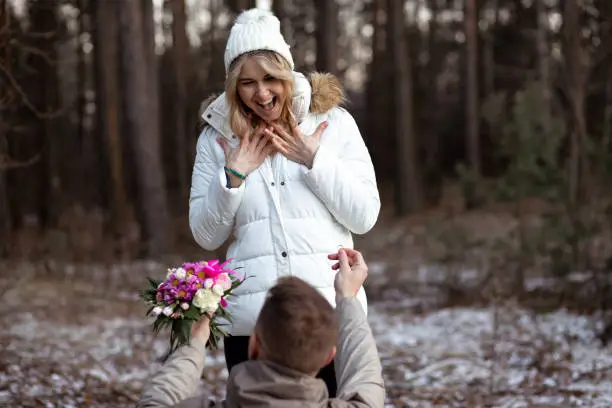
[237,57,287,122]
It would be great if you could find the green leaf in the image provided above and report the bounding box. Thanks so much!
[141,288,158,302]
[183,305,200,320]
[169,319,189,353]
[207,321,228,350]
[181,320,193,345]
[147,277,161,289]
[153,316,172,335]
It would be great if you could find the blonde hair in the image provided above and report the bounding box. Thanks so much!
[225,51,295,137]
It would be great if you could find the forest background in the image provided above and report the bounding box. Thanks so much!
[2,0,612,406]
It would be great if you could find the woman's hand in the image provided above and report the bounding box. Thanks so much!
[217,124,274,187]
[264,121,328,169]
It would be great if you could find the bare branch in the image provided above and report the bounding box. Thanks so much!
[0,153,41,171]
[20,29,56,40]
[0,10,9,40]
[0,63,64,119]
[9,38,58,66]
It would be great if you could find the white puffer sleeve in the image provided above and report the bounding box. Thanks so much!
[302,108,380,235]
[189,127,245,251]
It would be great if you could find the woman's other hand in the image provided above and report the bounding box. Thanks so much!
[217,124,274,187]
[265,120,328,169]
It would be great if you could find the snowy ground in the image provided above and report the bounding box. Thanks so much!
[372,301,612,407]
[2,260,612,407]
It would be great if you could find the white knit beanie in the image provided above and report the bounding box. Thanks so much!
[224,8,294,74]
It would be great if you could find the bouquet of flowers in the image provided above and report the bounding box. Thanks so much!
[140,259,243,351]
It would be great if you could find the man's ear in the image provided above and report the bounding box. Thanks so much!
[248,333,259,360]
[323,346,336,367]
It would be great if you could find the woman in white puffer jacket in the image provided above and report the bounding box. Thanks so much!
[189,8,380,396]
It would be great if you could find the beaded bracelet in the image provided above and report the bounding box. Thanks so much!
[224,166,246,180]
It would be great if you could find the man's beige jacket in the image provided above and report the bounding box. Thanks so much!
[138,297,385,407]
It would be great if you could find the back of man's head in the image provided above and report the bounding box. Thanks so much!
[254,277,339,374]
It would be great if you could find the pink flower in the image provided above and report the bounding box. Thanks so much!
[216,273,232,291]
[220,297,227,308]
[182,282,198,301]
[181,262,197,275]
[163,287,179,304]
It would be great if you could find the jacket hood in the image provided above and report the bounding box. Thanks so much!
[199,72,344,141]
[225,360,329,407]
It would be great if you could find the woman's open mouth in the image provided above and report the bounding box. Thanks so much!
[258,96,277,112]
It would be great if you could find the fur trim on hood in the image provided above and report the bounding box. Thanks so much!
[197,72,344,133]
[308,72,344,115]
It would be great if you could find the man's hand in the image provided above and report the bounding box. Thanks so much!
[328,248,368,301]
[191,314,211,344]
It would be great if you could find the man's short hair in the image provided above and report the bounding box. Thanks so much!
[254,276,339,374]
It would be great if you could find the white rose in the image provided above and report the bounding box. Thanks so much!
[192,288,221,313]
[151,306,163,316]
[212,284,225,296]
[180,302,189,310]
[174,268,186,279]
[162,306,174,316]
[203,278,214,289]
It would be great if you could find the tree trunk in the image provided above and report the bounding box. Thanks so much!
[226,0,257,14]
[388,0,423,215]
[465,0,480,176]
[141,0,161,147]
[605,72,612,147]
[536,0,551,134]
[483,0,498,97]
[119,0,171,256]
[0,152,8,256]
[77,0,100,207]
[421,0,441,181]
[204,0,225,99]
[314,0,338,74]
[171,0,189,202]
[0,0,10,255]
[365,0,393,180]
[96,0,130,239]
[29,0,61,228]
[77,0,87,171]
[272,0,289,38]
[0,130,8,255]
[141,0,158,91]
[563,0,589,204]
